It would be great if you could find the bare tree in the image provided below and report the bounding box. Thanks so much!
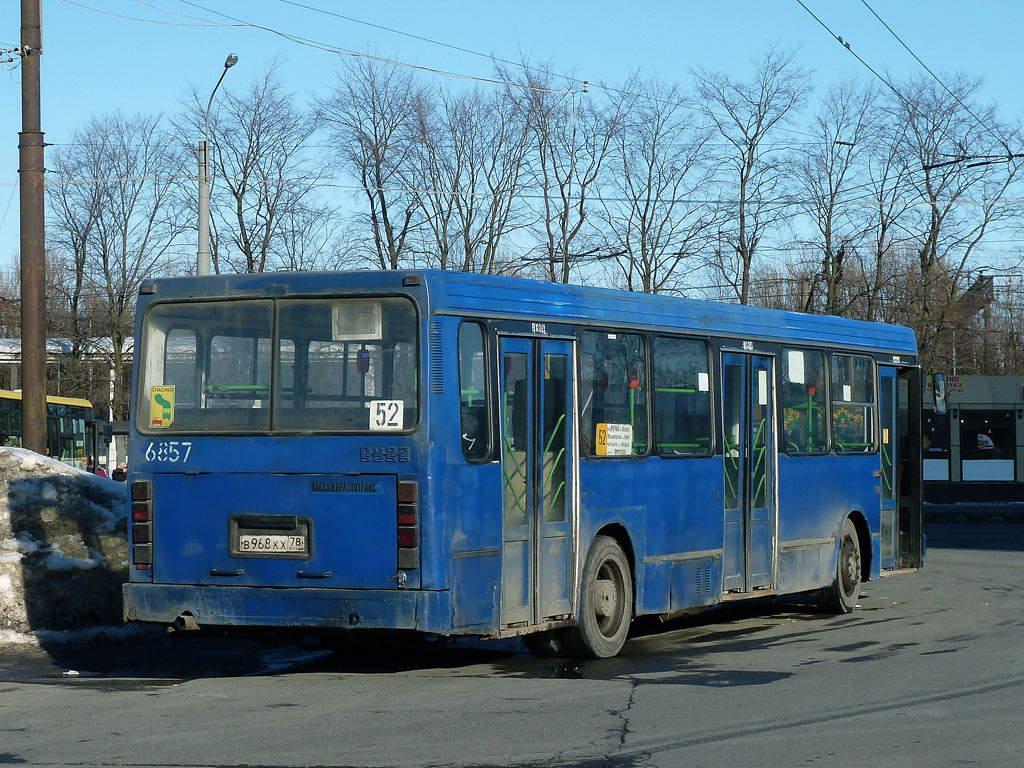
[51,112,188,418]
[273,201,338,271]
[410,86,532,273]
[851,97,917,322]
[696,47,811,303]
[599,77,718,294]
[795,79,877,314]
[890,75,1024,370]
[502,62,628,283]
[179,61,326,273]
[319,56,422,270]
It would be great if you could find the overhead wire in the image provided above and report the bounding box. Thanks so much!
[857,0,1007,149]
[267,0,824,143]
[793,0,908,108]
[796,0,1018,171]
[125,0,574,93]
[61,0,221,26]
[31,171,1024,209]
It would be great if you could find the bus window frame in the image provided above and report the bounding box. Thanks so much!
[578,327,651,462]
[829,351,879,455]
[652,334,714,459]
[457,319,493,464]
[135,294,422,437]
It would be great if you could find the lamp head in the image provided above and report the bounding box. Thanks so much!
[224,53,238,69]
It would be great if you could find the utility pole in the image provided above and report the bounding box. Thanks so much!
[19,0,45,454]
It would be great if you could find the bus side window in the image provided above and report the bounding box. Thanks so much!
[579,330,648,457]
[781,348,828,455]
[458,322,490,461]
[831,353,876,453]
[653,336,712,457]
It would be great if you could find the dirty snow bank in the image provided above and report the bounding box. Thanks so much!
[0,447,128,634]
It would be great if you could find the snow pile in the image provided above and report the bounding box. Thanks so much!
[0,447,128,633]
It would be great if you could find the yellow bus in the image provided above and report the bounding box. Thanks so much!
[0,389,97,470]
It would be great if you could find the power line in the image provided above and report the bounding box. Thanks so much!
[277,0,825,143]
[793,0,908,108]
[274,0,529,73]
[30,171,1024,210]
[163,0,573,94]
[0,181,18,234]
[61,0,220,26]
[857,0,1007,149]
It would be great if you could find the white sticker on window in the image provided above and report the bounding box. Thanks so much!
[596,423,633,456]
[369,400,404,431]
[333,301,382,341]
[758,369,768,406]
[698,372,709,392]
[787,350,805,384]
[843,384,852,402]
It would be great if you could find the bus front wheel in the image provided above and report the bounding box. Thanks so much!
[565,535,632,658]
[821,517,862,614]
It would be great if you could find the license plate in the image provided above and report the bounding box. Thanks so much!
[237,534,306,554]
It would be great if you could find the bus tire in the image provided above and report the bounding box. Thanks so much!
[523,629,569,658]
[821,517,861,614]
[565,535,632,659]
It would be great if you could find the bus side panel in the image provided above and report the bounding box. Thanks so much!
[579,456,722,616]
[776,453,880,593]
[445,461,503,630]
[642,457,725,613]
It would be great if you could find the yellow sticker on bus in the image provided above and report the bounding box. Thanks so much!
[596,423,632,456]
[150,386,175,428]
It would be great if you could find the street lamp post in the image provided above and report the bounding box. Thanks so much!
[197,53,238,276]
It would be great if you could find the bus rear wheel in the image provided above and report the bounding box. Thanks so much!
[565,535,632,659]
[821,517,861,614]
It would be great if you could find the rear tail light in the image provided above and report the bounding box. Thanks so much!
[397,480,418,571]
[131,480,153,569]
[397,526,417,548]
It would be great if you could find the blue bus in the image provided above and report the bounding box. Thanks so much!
[123,270,923,658]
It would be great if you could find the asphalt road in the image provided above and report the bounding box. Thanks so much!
[1,521,1023,768]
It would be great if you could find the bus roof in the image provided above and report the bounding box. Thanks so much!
[139,269,918,359]
[428,271,918,357]
[0,389,93,408]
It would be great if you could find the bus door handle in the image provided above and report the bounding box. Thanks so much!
[210,569,244,577]
[297,570,332,579]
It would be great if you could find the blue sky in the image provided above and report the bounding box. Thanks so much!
[2,0,1023,271]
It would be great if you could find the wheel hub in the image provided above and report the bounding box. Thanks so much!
[595,578,618,619]
[841,538,861,595]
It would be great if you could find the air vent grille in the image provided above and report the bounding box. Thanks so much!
[696,565,712,596]
[429,320,444,394]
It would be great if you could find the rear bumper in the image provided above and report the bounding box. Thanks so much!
[123,583,453,633]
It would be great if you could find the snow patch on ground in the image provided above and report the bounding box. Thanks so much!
[0,622,162,649]
[0,446,129,634]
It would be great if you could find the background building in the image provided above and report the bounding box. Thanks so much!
[924,375,1024,503]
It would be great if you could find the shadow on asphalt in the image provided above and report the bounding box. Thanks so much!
[0,629,328,688]
[1,596,837,687]
[10,520,1013,686]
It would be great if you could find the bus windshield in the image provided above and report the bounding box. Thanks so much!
[138,296,418,434]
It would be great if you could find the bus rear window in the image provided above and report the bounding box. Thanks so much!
[274,298,417,432]
[138,297,418,434]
